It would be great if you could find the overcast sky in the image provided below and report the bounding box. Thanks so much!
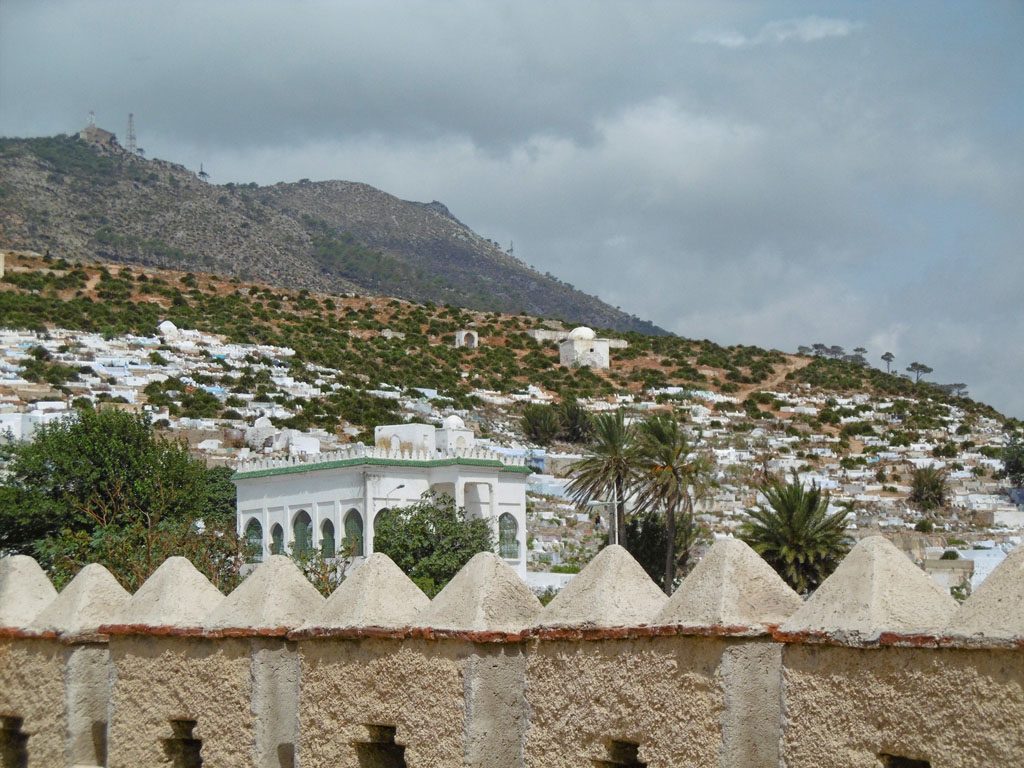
[2,1,1022,416]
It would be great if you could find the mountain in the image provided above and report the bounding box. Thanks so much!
[0,131,662,334]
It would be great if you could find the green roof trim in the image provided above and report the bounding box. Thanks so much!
[232,455,533,481]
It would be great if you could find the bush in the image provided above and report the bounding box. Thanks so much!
[521,404,561,446]
[371,492,494,597]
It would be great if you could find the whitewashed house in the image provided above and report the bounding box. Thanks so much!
[233,417,531,577]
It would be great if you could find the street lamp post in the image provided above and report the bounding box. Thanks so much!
[384,483,406,510]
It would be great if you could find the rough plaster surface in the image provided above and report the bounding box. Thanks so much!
[540,544,667,628]
[206,555,324,631]
[30,563,130,635]
[781,535,957,641]
[0,639,65,766]
[524,636,724,767]
[781,645,1024,767]
[657,538,802,629]
[251,639,300,768]
[65,644,111,767]
[0,556,57,628]
[947,544,1024,640]
[718,642,783,768]
[423,552,541,632]
[299,638,467,768]
[121,556,224,628]
[302,552,429,631]
[107,636,253,767]
[464,646,529,768]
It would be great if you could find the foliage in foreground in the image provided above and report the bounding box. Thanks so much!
[371,492,494,597]
[739,472,850,595]
[0,409,244,590]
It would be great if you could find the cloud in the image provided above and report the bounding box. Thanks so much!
[693,16,862,48]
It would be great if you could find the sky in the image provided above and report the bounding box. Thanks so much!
[2,1,1022,417]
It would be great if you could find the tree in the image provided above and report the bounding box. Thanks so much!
[936,383,969,398]
[0,409,243,590]
[906,362,933,383]
[611,507,709,592]
[1001,432,1024,488]
[738,472,850,594]
[909,465,948,512]
[881,351,895,373]
[566,410,638,549]
[372,492,494,597]
[557,400,594,444]
[521,404,561,446]
[632,415,715,593]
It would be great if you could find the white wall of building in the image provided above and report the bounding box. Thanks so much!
[235,458,529,577]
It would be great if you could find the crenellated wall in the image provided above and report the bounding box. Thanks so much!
[1,537,1022,767]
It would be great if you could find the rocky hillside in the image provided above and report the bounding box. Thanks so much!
[0,132,662,334]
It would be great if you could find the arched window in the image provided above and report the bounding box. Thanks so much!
[244,518,263,562]
[270,524,284,555]
[499,513,519,559]
[344,509,364,558]
[293,511,312,556]
[321,520,336,558]
[373,508,396,539]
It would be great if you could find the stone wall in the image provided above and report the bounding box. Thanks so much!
[0,538,1021,767]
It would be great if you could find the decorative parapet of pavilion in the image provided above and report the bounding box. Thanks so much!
[2,536,1022,766]
[233,443,531,478]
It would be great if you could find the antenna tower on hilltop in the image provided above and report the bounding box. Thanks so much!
[125,113,137,155]
[87,110,96,128]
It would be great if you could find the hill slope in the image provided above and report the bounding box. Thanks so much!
[0,133,661,334]
[0,252,1006,432]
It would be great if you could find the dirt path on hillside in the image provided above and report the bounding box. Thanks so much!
[733,354,812,400]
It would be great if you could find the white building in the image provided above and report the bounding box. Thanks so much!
[559,326,611,369]
[233,418,531,577]
[454,329,479,349]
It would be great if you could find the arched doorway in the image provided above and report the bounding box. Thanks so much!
[344,509,364,557]
[270,524,284,555]
[244,518,263,562]
[293,510,312,556]
[498,513,519,559]
[321,519,336,558]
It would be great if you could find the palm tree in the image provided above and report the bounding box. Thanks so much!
[521,404,560,446]
[739,472,850,595]
[633,415,715,593]
[909,465,948,512]
[566,410,637,548]
[558,399,594,444]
